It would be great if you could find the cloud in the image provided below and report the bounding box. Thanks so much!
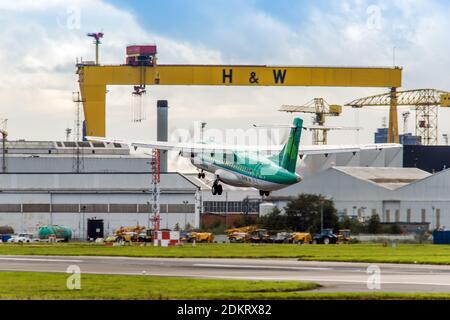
[0,0,222,141]
[0,0,449,152]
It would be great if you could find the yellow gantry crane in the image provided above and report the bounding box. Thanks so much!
[346,89,450,145]
[279,98,343,145]
[77,40,402,137]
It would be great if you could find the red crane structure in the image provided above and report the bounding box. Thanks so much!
[149,149,161,231]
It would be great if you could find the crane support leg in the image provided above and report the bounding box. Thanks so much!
[80,84,106,137]
[388,87,399,143]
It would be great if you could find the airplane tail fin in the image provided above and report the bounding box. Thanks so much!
[269,118,303,173]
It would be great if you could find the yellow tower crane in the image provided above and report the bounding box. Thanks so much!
[346,89,450,145]
[279,98,343,145]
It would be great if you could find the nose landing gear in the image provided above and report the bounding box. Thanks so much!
[197,171,206,179]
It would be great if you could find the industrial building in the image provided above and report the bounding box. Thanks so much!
[273,166,450,230]
[5,137,450,236]
[298,145,403,178]
[0,141,199,238]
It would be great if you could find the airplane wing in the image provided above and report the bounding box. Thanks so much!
[87,136,401,156]
[296,143,401,155]
[304,125,363,131]
[86,137,282,153]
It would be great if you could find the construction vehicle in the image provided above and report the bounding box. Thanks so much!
[269,232,292,243]
[337,229,352,243]
[226,226,257,243]
[290,232,312,244]
[248,229,271,243]
[312,229,339,244]
[228,232,249,243]
[185,232,214,243]
[225,225,258,235]
[105,226,152,243]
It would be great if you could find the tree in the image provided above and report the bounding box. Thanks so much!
[284,194,339,233]
[367,214,382,234]
[257,207,287,231]
[234,215,257,228]
[339,216,364,234]
[384,223,403,235]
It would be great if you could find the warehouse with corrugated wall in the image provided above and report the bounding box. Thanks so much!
[274,166,450,231]
[0,173,199,239]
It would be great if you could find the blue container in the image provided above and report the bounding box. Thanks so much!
[374,128,388,144]
[433,231,450,244]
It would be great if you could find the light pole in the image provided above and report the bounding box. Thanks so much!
[320,201,324,232]
[432,206,435,231]
[81,205,87,240]
[182,200,189,230]
[225,191,229,228]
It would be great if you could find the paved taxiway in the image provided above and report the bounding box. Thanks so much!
[0,255,449,293]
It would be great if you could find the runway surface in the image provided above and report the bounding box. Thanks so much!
[1,255,450,293]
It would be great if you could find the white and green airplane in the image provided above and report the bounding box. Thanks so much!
[88,117,400,196]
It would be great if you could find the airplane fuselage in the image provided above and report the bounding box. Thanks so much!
[187,151,301,191]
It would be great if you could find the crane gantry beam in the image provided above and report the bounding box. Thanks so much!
[346,89,450,145]
[77,64,402,137]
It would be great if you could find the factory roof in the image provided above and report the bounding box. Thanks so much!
[2,140,131,156]
[334,167,431,190]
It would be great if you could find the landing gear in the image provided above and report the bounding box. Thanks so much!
[197,171,206,179]
[259,190,270,197]
[211,183,223,196]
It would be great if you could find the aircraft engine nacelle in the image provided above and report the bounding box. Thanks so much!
[215,169,246,187]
